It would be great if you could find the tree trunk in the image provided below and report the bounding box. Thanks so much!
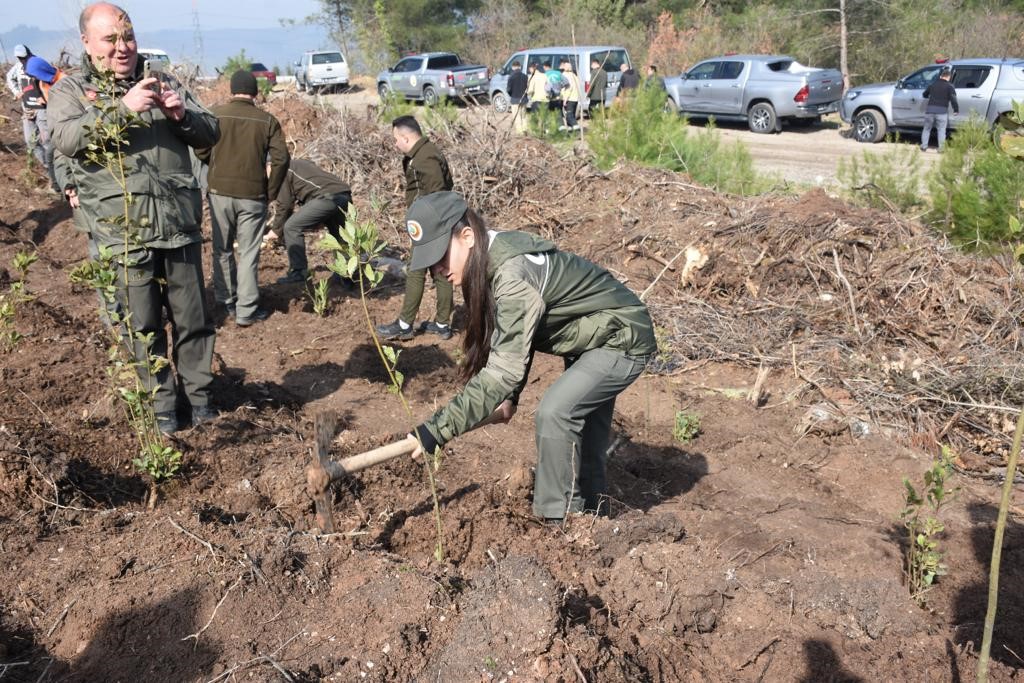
[839,0,850,90]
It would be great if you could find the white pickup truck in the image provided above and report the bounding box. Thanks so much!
[295,51,350,93]
[664,54,844,133]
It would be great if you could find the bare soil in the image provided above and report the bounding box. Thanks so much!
[1,85,1022,683]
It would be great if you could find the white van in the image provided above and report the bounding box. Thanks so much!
[488,46,631,112]
[296,50,350,93]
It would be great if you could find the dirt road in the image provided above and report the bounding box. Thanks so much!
[305,83,937,187]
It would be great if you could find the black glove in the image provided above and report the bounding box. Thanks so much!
[412,424,439,455]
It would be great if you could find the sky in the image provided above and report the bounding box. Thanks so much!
[0,0,323,33]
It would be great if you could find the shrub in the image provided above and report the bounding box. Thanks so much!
[673,411,702,443]
[588,84,770,195]
[927,117,1024,248]
[838,139,925,213]
[221,49,250,76]
[378,91,460,134]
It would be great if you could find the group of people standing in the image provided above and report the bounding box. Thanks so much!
[502,56,666,133]
[28,1,658,523]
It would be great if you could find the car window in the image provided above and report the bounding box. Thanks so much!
[249,63,268,72]
[502,53,525,75]
[393,57,421,73]
[427,55,461,69]
[766,60,794,72]
[589,50,629,72]
[550,54,578,72]
[687,62,718,81]
[902,66,943,89]
[312,52,344,65]
[716,61,745,79]
[528,54,556,71]
[951,66,992,89]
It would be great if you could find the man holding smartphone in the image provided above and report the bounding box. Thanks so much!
[48,2,221,434]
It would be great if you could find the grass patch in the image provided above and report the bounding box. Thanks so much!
[587,86,772,195]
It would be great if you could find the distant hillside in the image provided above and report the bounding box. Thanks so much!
[1,23,338,75]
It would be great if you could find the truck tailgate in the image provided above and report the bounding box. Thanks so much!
[452,67,489,89]
[804,69,844,104]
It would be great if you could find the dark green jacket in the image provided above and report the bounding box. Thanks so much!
[269,159,351,232]
[424,231,656,446]
[48,54,219,251]
[589,68,608,103]
[196,97,289,201]
[403,137,452,206]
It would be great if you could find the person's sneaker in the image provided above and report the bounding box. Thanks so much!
[276,269,308,284]
[191,404,218,426]
[236,308,271,327]
[418,321,453,340]
[376,319,414,341]
[223,303,236,318]
[155,411,179,435]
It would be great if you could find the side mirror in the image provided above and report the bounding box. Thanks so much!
[895,79,905,89]
[679,72,688,80]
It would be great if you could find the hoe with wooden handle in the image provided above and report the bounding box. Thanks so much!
[307,403,514,533]
[307,412,418,534]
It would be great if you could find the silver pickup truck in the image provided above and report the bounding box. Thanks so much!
[841,58,1024,143]
[664,55,844,133]
[376,52,489,106]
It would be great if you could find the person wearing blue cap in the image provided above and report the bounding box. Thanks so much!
[24,55,66,191]
[5,45,53,185]
[401,192,657,523]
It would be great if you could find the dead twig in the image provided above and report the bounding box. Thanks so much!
[182,575,244,646]
[46,598,76,638]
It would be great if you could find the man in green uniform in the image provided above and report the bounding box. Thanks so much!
[48,2,220,434]
[196,70,289,326]
[269,158,352,282]
[375,115,455,341]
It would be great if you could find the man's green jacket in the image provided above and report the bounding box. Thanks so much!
[48,55,220,251]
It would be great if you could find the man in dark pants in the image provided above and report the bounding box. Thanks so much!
[197,70,289,326]
[507,60,528,133]
[49,2,220,434]
[375,115,454,341]
[271,158,352,283]
[921,66,958,152]
[587,57,608,116]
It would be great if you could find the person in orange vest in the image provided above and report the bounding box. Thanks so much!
[24,56,64,191]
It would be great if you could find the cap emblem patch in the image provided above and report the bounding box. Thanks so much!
[407,220,423,241]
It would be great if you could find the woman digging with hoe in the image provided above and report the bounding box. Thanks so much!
[401,192,657,522]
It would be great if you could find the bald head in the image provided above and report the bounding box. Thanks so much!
[79,2,137,79]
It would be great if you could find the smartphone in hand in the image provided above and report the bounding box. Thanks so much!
[143,59,164,94]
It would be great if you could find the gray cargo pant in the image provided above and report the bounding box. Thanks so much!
[282,193,350,274]
[118,242,215,414]
[209,193,267,319]
[921,111,949,151]
[533,348,649,519]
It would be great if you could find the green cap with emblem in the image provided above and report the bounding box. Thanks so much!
[407,191,469,271]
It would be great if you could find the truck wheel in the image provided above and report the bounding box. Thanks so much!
[852,109,886,143]
[297,77,306,93]
[664,97,679,114]
[423,85,439,107]
[377,82,390,99]
[748,102,777,134]
[491,91,510,113]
